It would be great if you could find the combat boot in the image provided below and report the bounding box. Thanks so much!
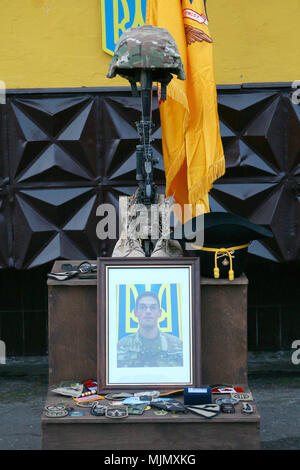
[151,195,184,258]
[112,193,145,257]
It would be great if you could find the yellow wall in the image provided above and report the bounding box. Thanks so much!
[0,0,299,89]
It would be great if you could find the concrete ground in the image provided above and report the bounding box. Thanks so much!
[0,352,300,451]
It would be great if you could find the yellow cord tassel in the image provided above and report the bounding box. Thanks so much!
[191,243,250,281]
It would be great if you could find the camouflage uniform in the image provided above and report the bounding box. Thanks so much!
[117,330,183,368]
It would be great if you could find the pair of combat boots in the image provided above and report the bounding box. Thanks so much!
[112,193,183,258]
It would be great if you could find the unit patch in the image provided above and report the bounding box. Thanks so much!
[186,404,220,419]
[105,406,128,419]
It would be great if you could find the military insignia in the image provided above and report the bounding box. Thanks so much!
[184,24,212,45]
[127,405,145,415]
[45,404,66,412]
[45,409,69,418]
[186,404,220,419]
[123,397,150,405]
[231,392,253,401]
[138,395,153,402]
[221,403,235,414]
[154,409,168,416]
[134,390,160,399]
[151,400,186,412]
[215,397,239,406]
[222,258,229,266]
[152,398,174,402]
[76,400,95,408]
[106,406,128,419]
[90,404,107,416]
[242,402,254,414]
[101,0,146,56]
[105,392,133,400]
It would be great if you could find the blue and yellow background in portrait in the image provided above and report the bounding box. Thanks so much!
[117,283,182,341]
[101,0,147,55]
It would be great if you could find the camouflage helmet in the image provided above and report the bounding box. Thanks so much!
[107,25,186,84]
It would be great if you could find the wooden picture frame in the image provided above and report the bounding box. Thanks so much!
[97,257,201,392]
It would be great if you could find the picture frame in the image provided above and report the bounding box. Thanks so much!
[97,257,201,392]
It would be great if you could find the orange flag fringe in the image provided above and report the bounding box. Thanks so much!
[146,0,225,218]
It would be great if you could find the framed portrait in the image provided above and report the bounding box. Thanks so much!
[97,258,201,392]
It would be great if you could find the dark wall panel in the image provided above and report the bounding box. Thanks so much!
[0,85,298,269]
[0,84,299,354]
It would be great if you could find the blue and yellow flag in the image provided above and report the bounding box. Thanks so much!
[146,0,225,218]
[117,283,182,341]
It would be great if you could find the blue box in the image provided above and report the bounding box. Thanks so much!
[184,386,212,405]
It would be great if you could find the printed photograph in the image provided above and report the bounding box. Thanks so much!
[116,283,183,368]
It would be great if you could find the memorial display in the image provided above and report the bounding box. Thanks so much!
[43,1,262,450]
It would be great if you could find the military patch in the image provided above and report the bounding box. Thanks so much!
[134,390,160,398]
[138,395,154,402]
[152,398,174,402]
[215,397,239,406]
[105,406,128,419]
[122,397,150,405]
[90,404,107,416]
[105,392,133,400]
[186,404,220,419]
[221,403,235,414]
[45,409,69,418]
[231,392,253,401]
[154,409,168,416]
[127,404,145,415]
[242,402,254,414]
[151,400,186,412]
[76,400,95,408]
[45,404,66,412]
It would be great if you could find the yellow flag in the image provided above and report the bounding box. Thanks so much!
[146,0,225,218]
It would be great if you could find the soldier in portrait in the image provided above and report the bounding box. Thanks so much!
[117,291,183,368]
